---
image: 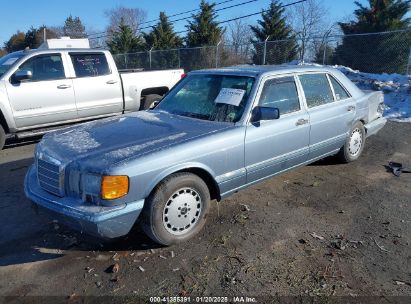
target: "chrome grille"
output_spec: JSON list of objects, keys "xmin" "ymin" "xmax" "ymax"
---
[{"xmin": 37, "ymin": 157, "xmax": 64, "ymax": 197}]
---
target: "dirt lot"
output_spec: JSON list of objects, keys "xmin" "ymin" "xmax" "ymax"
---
[{"xmin": 0, "ymin": 121, "xmax": 410, "ymax": 301}]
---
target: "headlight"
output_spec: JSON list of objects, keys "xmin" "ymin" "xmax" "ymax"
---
[
  {"xmin": 82, "ymin": 173, "xmax": 102, "ymax": 197},
  {"xmin": 101, "ymin": 175, "xmax": 129, "ymax": 200}
]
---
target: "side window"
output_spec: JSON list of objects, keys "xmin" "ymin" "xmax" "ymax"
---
[
  {"xmin": 18, "ymin": 54, "xmax": 65, "ymax": 81},
  {"xmin": 259, "ymin": 76, "xmax": 300, "ymax": 115},
  {"xmin": 329, "ymin": 75, "xmax": 350, "ymax": 101},
  {"xmin": 299, "ymin": 74, "xmax": 334, "ymax": 108},
  {"xmin": 70, "ymin": 53, "xmax": 110, "ymax": 78}
]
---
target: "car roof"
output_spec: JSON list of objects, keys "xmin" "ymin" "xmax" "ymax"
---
[
  {"xmin": 12, "ymin": 48, "xmax": 109, "ymax": 56},
  {"xmin": 191, "ymin": 64, "xmax": 340, "ymax": 78}
]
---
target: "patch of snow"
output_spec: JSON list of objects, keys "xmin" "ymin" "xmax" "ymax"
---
[
  {"xmin": 334, "ymin": 65, "xmax": 411, "ymax": 122},
  {"xmin": 127, "ymin": 111, "xmax": 162, "ymax": 122},
  {"xmin": 52, "ymin": 129, "xmax": 100, "ymax": 153},
  {"xmin": 106, "ymin": 133, "xmax": 187, "ymax": 159}
]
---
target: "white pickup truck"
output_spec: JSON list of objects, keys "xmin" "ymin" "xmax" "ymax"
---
[{"xmin": 0, "ymin": 39, "xmax": 184, "ymax": 149}]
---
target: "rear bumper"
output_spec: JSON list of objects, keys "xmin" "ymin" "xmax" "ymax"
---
[
  {"xmin": 365, "ymin": 117, "xmax": 387, "ymax": 137},
  {"xmin": 24, "ymin": 165, "xmax": 144, "ymax": 239}
]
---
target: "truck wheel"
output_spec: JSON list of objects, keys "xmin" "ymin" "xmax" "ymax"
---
[
  {"xmin": 0, "ymin": 125, "xmax": 5, "ymax": 150},
  {"xmin": 141, "ymin": 172, "xmax": 211, "ymax": 246},
  {"xmin": 338, "ymin": 121, "xmax": 366, "ymax": 163},
  {"xmin": 142, "ymin": 94, "xmax": 162, "ymax": 110}
]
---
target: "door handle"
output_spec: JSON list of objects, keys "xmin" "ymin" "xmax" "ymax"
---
[
  {"xmin": 106, "ymin": 80, "xmax": 118, "ymax": 84},
  {"xmin": 296, "ymin": 118, "xmax": 309, "ymax": 126},
  {"xmin": 57, "ymin": 84, "xmax": 71, "ymax": 89},
  {"xmin": 347, "ymin": 105, "xmax": 356, "ymax": 112}
]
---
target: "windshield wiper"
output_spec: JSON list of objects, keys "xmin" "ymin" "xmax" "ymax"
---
[{"xmin": 173, "ymin": 111, "xmax": 211, "ymax": 121}]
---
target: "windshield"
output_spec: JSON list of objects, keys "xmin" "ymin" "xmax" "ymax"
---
[
  {"xmin": 0, "ymin": 52, "xmax": 25, "ymax": 78},
  {"xmin": 156, "ymin": 74, "xmax": 255, "ymax": 123}
]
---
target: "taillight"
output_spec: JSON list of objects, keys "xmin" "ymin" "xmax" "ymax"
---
[{"xmin": 181, "ymin": 73, "xmax": 187, "ymax": 79}]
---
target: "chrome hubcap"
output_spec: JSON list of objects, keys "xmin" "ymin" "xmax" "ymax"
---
[
  {"xmin": 349, "ymin": 128, "xmax": 362, "ymax": 156},
  {"xmin": 162, "ymin": 188, "xmax": 202, "ymax": 235}
]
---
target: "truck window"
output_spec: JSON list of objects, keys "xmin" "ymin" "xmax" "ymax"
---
[
  {"xmin": 17, "ymin": 54, "xmax": 65, "ymax": 81},
  {"xmin": 298, "ymin": 74, "xmax": 334, "ymax": 108},
  {"xmin": 259, "ymin": 76, "xmax": 300, "ymax": 115},
  {"xmin": 329, "ymin": 75, "xmax": 351, "ymax": 101},
  {"xmin": 70, "ymin": 53, "xmax": 110, "ymax": 78}
]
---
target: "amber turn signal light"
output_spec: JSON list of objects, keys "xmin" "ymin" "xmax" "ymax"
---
[{"xmin": 101, "ymin": 175, "xmax": 129, "ymax": 200}]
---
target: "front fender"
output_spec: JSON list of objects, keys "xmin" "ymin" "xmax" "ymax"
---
[
  {"xmin": 144, "ymin": 162, "xmax": 218, "ymax": 198},
  {"xmin": 0, "ymin": 81, "xmax": 17, "ymax": 132}
]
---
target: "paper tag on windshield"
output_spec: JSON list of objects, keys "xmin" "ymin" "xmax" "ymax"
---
[{"xmin": 214, "ymin": 88, "xmax": 245, "ymax": 107}]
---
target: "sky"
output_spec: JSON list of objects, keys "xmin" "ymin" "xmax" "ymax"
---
[{"xmin": 0, "ymin": 0, "xmax": 367, "ymax": 44}]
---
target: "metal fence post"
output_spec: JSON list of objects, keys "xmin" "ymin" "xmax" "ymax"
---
[
  {"xmin": 124, "ymin": 54, "xmax": 127, "ymax": 69},
  {"xmin": 149, "ymin": 47, "xmax": 153, "ymax": 70},
  {"xmin": 407, "ymin": 45, "xmax": 411, "ymax": 75},
  {"xmin": 322, "ymin": 36, "xmax": 328, "ymax": 65},
  {"xmin": 263, "ymin": 36, "xmax": 269, "ymax": 65},
  {"xmin": 216, "ymin": 40, "xmax": 222, "ymax": 68},
  {"xmin": 178, "ymin": 48, "xmax": 181, "ymax": 69}
]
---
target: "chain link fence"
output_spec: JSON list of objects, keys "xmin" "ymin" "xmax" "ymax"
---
[{"xmin": 112, "ymin": 29, "xmax": 411, "ymax": 75}]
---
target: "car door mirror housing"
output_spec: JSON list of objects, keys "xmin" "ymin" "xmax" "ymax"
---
[
  {"xmin": 14, "ymin": 70, "xmax": 32, "ymax": 82},
  {"xmin": 251, "ymin": 106, "xmax": 280, "ymax": 122}
]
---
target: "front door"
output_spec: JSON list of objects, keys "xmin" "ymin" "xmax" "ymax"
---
[
  {"xmin": 245, "ymin": 75, "xmax": 310, "ymax": 184},
  {"xmin": 6, "ymin": 53, "xmax": 77, "ymax": 129}
]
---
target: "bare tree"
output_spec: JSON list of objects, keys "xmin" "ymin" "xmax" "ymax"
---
[
  {"xmin": 105, "ymin": 6, "xmax": 147, "ymax": 36},
  {"xmin": 225, "ymin": 18, "xmax": 253, "ymax": 64},
  {"xmin": 227, "ymin": 18, "xmax": 252, "ymax": 53},
  {"xmin": 287, "ymin": 0, "xmax": 334, "ymax": 61}
]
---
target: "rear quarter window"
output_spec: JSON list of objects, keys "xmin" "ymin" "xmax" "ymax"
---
[
  {"xmin": 329, "ymin": 75, "xmax": 351, "ymax": 101},
  {"xmin": 70, "ymin": 53, "xmax": 110, "ymax": 78}
]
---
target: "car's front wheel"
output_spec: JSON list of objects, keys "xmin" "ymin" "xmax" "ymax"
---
[
  {"xmin": 0, "ymin": 125, "xmax": 6, "ymax": 150},
  {"xmin": 142, "ymin": 94, "xmax": 162, "ymax": 110},
  {"xmin": 141, "ymin": 172, "xmax": 211, "ymax": 245},
  {"xmin": 338, "ymin": 121, "xmax": 366, "ymax": 163}
]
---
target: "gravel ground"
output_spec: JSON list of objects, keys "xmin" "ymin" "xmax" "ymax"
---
[{"xmin": 0, "ymin": 122, "xmax": 410, "ymax": 301}]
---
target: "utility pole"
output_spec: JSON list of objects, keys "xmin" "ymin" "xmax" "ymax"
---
[{"xmin": 43, "ymin": 27, "xmax": 47, "ymax": 43}]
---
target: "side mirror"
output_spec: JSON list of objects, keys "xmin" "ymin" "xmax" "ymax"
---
[
  {"xmin": 14, "ymin": 70, "xmax": 32, "ymax": 82},
  {"xmin": 250, "ymin": 106, "xmax": 280, "ymax": 122}
]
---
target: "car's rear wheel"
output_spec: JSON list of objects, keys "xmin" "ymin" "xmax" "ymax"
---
[
  {"xmin": 0, "ymin": 125, "xmax": 6, "ymax": 150},
  {"xmin": 338, "ymin": 121, "xmax": 366, "ymax": 163},
  {"xmin": 142, "ymin": 94, "xmax": 162, "ymax": 110},
  {"xmin": 141, "ymin": 172, "xmax": 211, "ymax": 245}
]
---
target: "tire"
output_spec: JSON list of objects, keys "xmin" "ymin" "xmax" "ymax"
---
[
  {"xmin": 141, "ymin": 94, "xmax": 162, "ymax": 110},
  {"xmin": 338, "ymin": 121, "xmax": 366, "ymax": 163},
  {"xmin": 141, "ymin": 172, "xmax": 211, "ymax": 246},
  {"xmin": 0, "ymin": 125, "xmax": 5, "ymax": 150}
]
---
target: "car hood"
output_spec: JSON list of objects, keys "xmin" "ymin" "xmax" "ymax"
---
[{"xmin": 37, "ymin": 110, "xmax": 232, "ymax": 171}]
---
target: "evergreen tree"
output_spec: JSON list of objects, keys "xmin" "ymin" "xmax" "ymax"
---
[
  {"xmin": 63, "ymin": 15, "xmax": 87, "ymax": 38},
  {"xmin": 186, "ymin": 0, "xmax": 223, "ymax": 47},
  {"xmin": 107, "ymin": 18, "xmax": 145, "ymax": 69},
  {"xmin": 144, "ymin": 12, "xmax": 183, "ymax": 69},
  {"xmin": 145, "ymin": 12, "xmax": 183, "ymax": 49},
  {"xmin": 4, "ymin": 31, "xmax": 26, "ymax": 52},
  {"xmin": 107, "ymin": 18, "xmax": 144, "ymax": 54},
  {"xmin": 250, "ymin": 0, "xmax": 298, "ymax": 64},
  {"xmin": 334, "ymin": 0, "xmax": 411, "ymax": 73},
  {"xmin": 24, "ymin": 26, "xmax": 58, "ymax": 49}
]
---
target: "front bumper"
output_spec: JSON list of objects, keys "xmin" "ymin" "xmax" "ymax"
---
[
  {"xmin": 365, "ymin": 117, "xmax": 387, "ymax": 138},
  {"xmin": 24, "ymin": 165, "xmax": 144, "ymax": 239}
]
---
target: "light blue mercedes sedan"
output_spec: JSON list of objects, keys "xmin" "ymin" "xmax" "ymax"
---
[{"xmin": 25, "ymin": 65, "xmax": 386, "ymax": 245}]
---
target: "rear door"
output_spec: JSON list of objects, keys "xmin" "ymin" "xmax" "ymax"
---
[
  {"xmin": 245, "ymin": 75, "xmax": 310, "ymax": 184},
  {"xmin": 297, "ymin": 73, "xmax": 355, "ymax": 160},
  {"xmin": 6, "ymin": 53, "xmax": 77, "ymax": 128},
  {"xmin": 69, "ymin": 52, "xmax": 123, "ymax": 118}
]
